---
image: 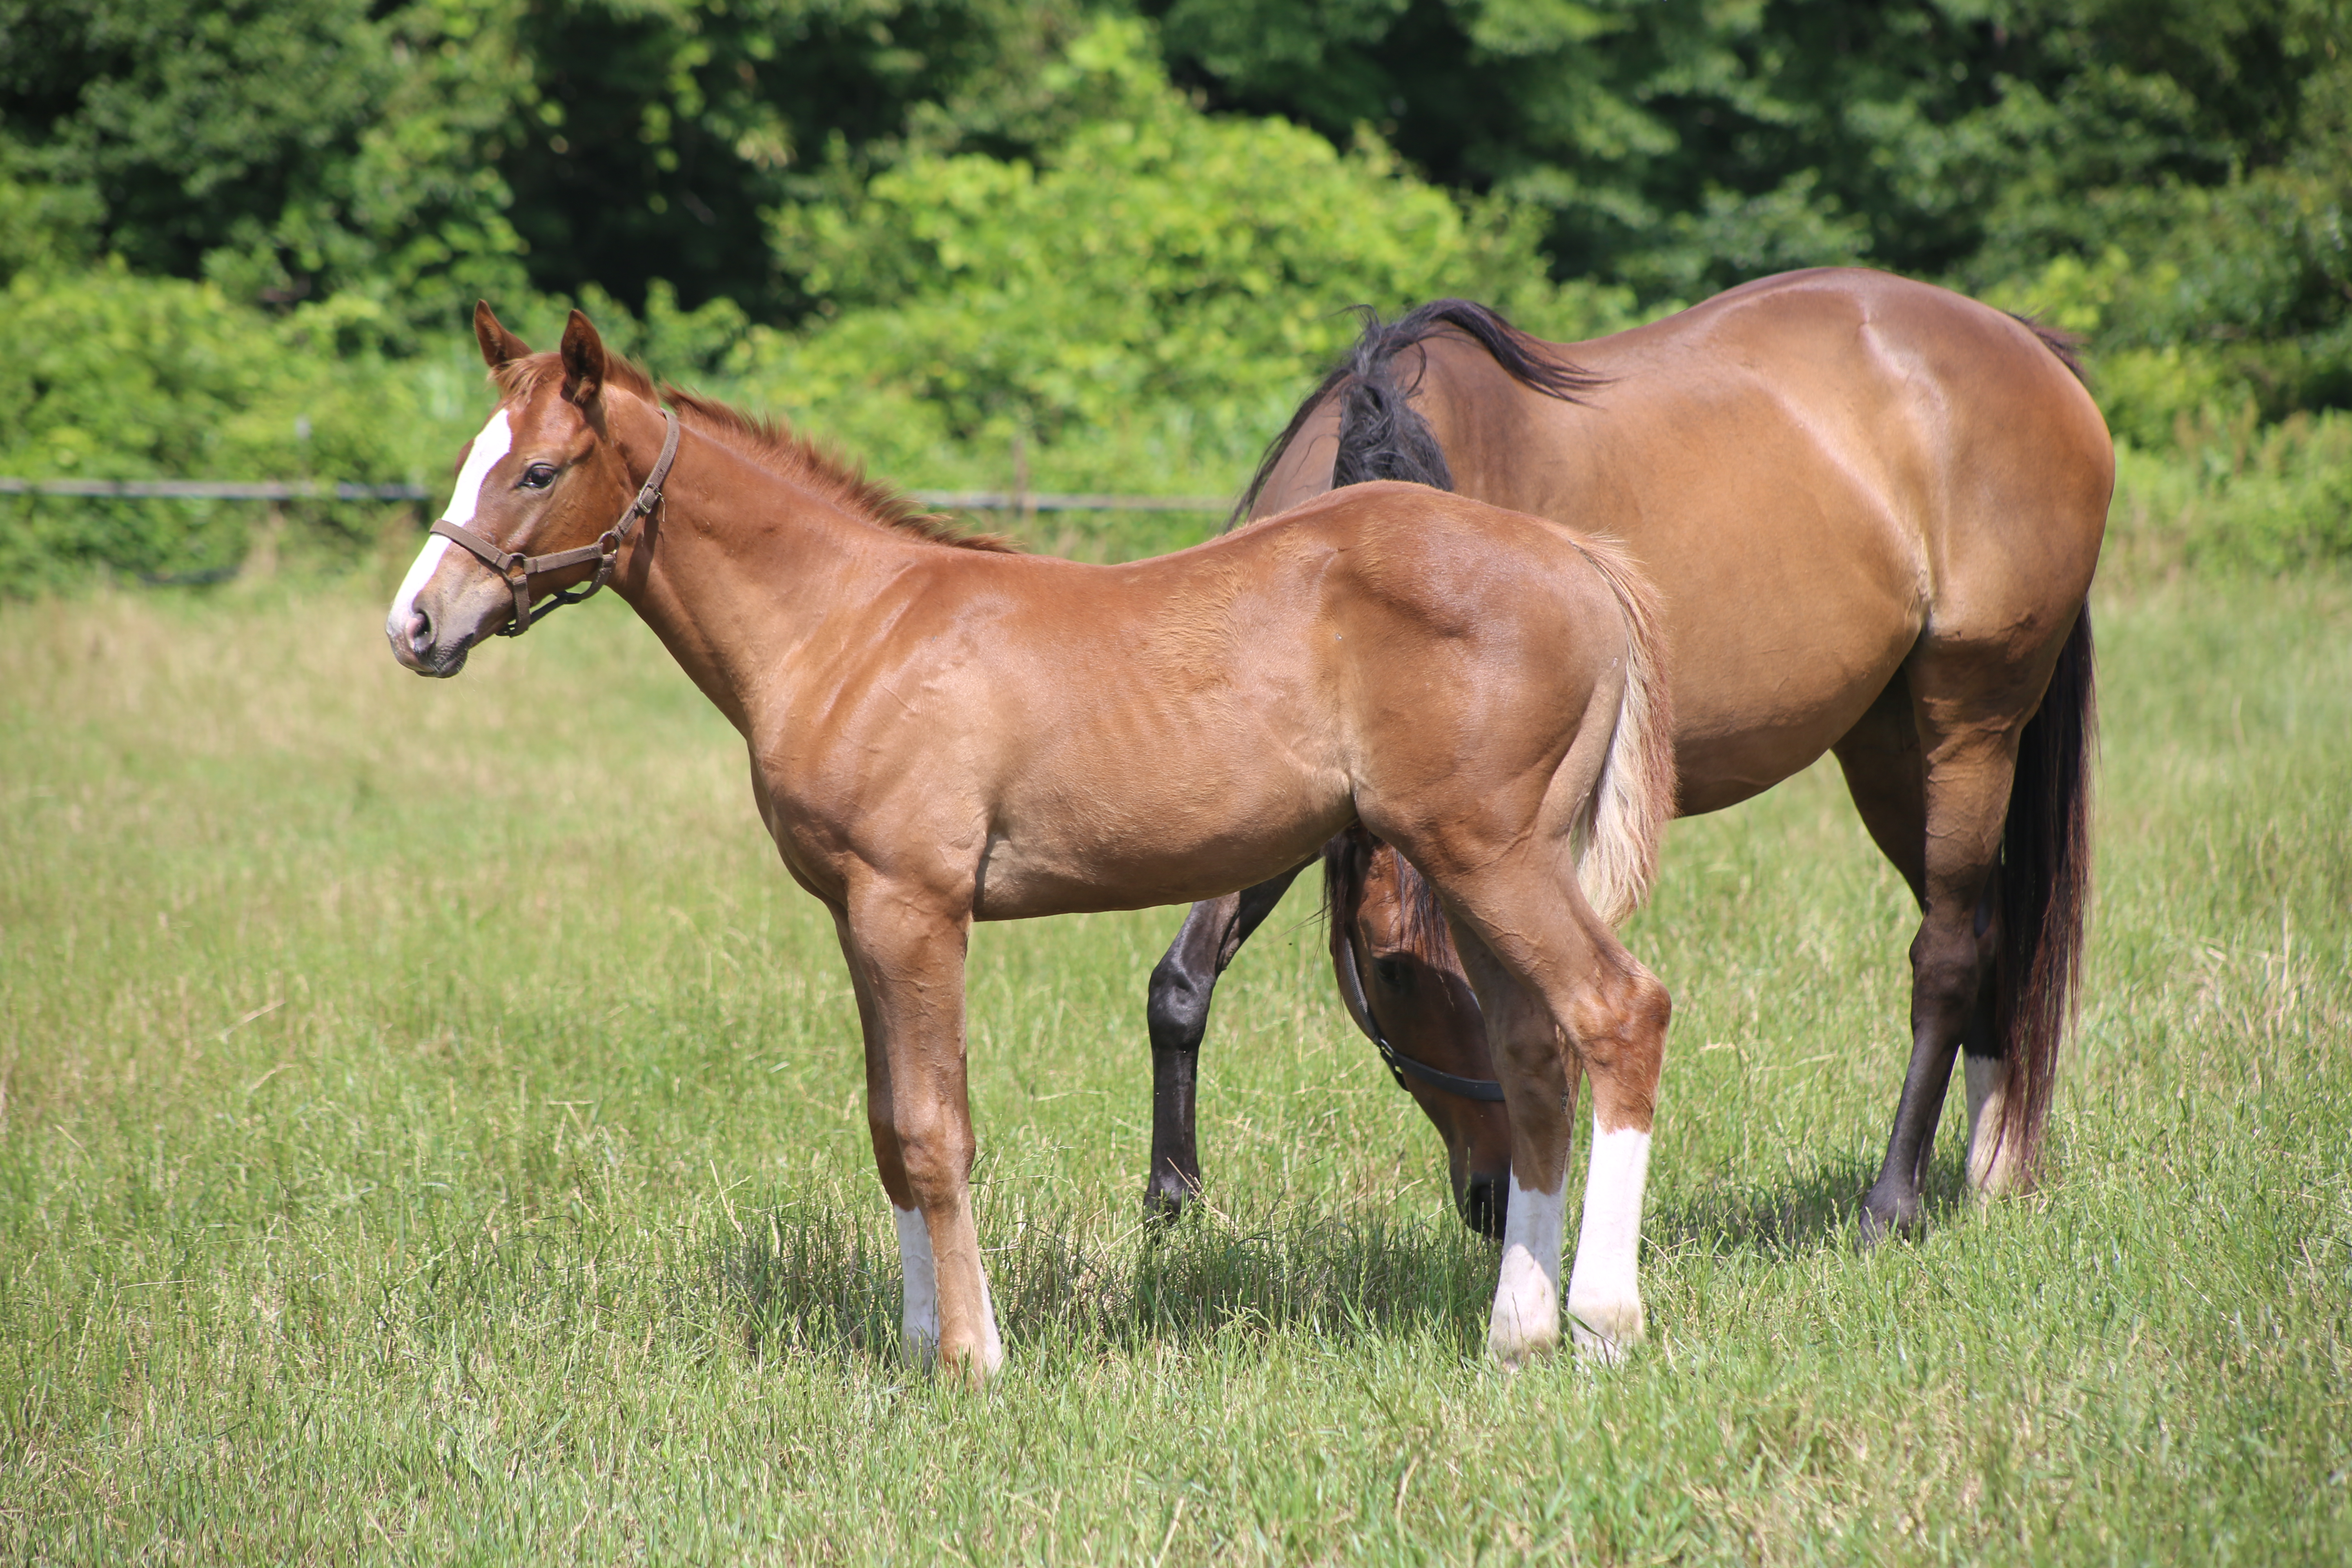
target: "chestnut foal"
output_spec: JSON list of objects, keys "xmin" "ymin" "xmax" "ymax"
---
[{"xmin": 388, "ymin": 306, "xmax": 1677, "ymax": 1377}]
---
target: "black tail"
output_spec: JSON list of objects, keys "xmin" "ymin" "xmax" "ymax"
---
[
  {"xmin": 1994, "ymin": 605, "xmax": 2098, "ymax": 1183},
  {"xmin": 1229, "ymin": 300, "xmax": 1604, "ymax": 528},
  {"xmin": 2011, "ymin": 314, "xmax": 2090, "ymax": 385}
]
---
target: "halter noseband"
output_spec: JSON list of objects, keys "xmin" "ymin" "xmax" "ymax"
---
[
  {"xmin": 1332, "ymin": 926, "xmax": 1507, "ymax": 1102},
  {"xmin": 430, "ymin": 407, "xmax": 682, "ymax": 637}
]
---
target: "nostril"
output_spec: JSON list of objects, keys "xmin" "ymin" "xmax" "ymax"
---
[
  {"xmin": 406, "ymin": 608, "xmax": 433, "ymax": 654},
  {"xmin": 1462, "ymin": 1174, "xmax": 1506, "ymax": 1240}
]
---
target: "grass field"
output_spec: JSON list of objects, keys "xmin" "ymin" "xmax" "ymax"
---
[{"xmin": 2, "ymin": 555, "xmax": 2347, "ymax": 1564}]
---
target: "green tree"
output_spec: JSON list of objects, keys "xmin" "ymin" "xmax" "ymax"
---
[
  {"xmin": 0, "ymin": 0, "xmax": 534, "ymax": 332},
  {"xmin": 0, "ymin": 0, "xmax": 1109, "ymax": 327},
  {"xmin": 1147, "ymin": 0, "xmax": 2352, "ymax": 309},
  {"xmin": 739, "ymin": 20, "xmax": 1629, "ymax": 488}
]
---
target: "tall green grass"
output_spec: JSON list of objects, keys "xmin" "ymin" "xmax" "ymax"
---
[{"xmin": 1, "ymin": 563, "xmax": 2345, "ymax": 1563}]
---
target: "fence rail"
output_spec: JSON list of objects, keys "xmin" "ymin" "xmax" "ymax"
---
[
  {"xmin": 0, "ymin": 476, "xmax": 1231, "ymax": 512},
  {"xmin": 0, "ymin": 477, "xmax": 431, "ymax": 501}
]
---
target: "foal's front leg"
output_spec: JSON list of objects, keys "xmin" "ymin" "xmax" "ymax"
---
[
  {"xmin": 1448, "ymin": 894, "xmax": 1670, "ymax": 1368},
  {"xmin": 834, "ymin": 891, "xmax": 1003, "ymax": 1381}
]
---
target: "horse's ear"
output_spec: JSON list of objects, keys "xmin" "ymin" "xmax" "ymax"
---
[
  {"xmin": 474, "ymin": 301, "xmax": 530, "ymax": 369},
  {"xmin": 559, "ymin": 309, "xmax": 607, "ymax": 410}
]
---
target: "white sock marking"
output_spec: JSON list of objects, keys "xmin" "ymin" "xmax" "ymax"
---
[
  {"xmin": 1964, "ymin": 1056, "xmax": 2020, "ymax": 1197},
  {"xmin": 385, "ymin": 409, "xmax": 512, "ymax": 642},
  {"xmin": 893, "ymin": 1203, "xmax": 1004, "ymax": 1373},
  {"xmin": 1488, "ymin": 1172, "xmax": 1565, "ymax": 1365},
  {"xmin": 1565, "ymin": 1122, "xmax": 1650, "ymax": 1360},
  {"xmin": 976, "ymin": 1258, "xmax": 1005, "ymax": 1375},
  {"xmin": 893, "ymin": 1204, "xmax": 939, "ymax": 1357}
]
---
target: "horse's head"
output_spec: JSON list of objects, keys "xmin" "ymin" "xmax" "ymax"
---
[
  {"xmin": 1325, "ymin": 830, "xmax": 1512, "ymax": 1238},
  {"xmin": 388, "ymin": 304, "xmax": 654, "ymax": 676}
]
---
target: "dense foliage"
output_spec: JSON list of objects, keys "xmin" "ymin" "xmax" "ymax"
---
[{"xmin": 1, "ymin": 0, "xmax": 2345, "ymax": 579}]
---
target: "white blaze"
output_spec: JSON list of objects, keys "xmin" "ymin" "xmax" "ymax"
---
[
  {"xmin": 385, "ymin": 409, "xmax": 513, "ymax": 642},
  {"xmin": 1488, "ymin": 1172, "xmax": 1565, "ymax": 1366},
  {"xmin": 1564, "ymin": 1122, "xmax": 1650, "ymax": 1360}
]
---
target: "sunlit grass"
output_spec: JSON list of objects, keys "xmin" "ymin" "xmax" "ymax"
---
[{"xmin": 1, "ymin": 564, "xmax": 2345, "ymax": 1563}]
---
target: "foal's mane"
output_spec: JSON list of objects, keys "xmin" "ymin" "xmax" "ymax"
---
[{"xmin": 492, "ymin": 351, "xmax": 1017, "ymax": 552}]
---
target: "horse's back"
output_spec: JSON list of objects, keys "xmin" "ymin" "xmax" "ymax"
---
[
  {"xmin": 1200, "ymin": 483, "xmax": 1649, "ymax": 789},
  {"xmin": 1555, "ymin": 270, "xmax": 2108, "ymax": 599},
  {"xmin": 1398, "ymin": 270, "xmax": 2109, "ymax": 810}
]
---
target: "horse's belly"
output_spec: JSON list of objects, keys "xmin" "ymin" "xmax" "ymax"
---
[
  {"xmin": 1659, "ymin": 560, "xmax": 1922, "ymax": 817},
  {"xmin": 969, "ymin": 800, "xmax": 1345, "ymax": 921}
]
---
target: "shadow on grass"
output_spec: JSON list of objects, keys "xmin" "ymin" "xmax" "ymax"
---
[
  {"xmin": 717, "ymin": 1197, "xmax": 1496, "ymax": 1367},
  {"xmin": 717, "ymin": 1157, "xmax": 1988, "ymax": 1367},
  {"xmin": 1643, "ymin": 1151, "xmax": 1977, "ymax": 1258}
]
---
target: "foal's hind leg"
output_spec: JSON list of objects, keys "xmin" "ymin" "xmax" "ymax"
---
[
  {"xmin": 1843, "ymin": 671, "xmax": 2018, "ymax": 1244},
  {"xmin": 1438, "ymin": 875, "xmax": 1668, "ymax": 1365},
  {"xmin": 1446, "ymin": 927, "xmax": 1575, "ymax": 1362}
]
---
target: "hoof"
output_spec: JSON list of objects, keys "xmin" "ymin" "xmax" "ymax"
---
[
  {"xmin": 1487, "ymin": 1326, "xmax": 1558, "ymax": 1373},
  {"xmin": 1142, "ymin": 1175, "xmax": 1196, "ymax": 1224},
  {"xmin": 1856, "ymin": 1189, "xmax": 1921, "ymax": 1250},
  {"xmin": 936, "ymin": 1342, "xmax": 1002, "ymax": 1389},
  {"xmin": 1964, "ymin": 1131, "xmax": 2025, "ymax": 1201},
  {"xmin": 1565, "ymin": 1296, "xmax": 1643, "ymax": 1365}
]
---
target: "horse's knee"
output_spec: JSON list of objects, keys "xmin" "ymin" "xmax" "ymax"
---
[{"xmin": 1146, "ymin": 949, "xmax": 1212, "ymax": 1052}]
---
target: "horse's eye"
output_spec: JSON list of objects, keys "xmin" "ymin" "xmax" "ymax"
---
[
  {"xmin": 1373, "ymin": 957, "xmax": 1410, "ymax": 991},
  {"xmin": 519, "ymin": 463, "xmax": 558, "ymax": 490}
]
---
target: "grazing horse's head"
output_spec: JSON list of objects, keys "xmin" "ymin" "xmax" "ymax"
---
[
  {"xmin": 1324, "ymin": 829, "xmax": 1513, "ymax": 1238},
  {"xmin": 388, "ymin": 304, "xmax": 646, "ymax": 677}
]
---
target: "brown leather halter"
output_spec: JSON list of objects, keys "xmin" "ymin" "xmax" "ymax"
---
[
  {"xmin": 430, "ymin": 408, "xmax": 681, "ymax": 637},
  {"xmin": 1332, "ymin": 924, "xmax": 1506, "ymax": 1102}
]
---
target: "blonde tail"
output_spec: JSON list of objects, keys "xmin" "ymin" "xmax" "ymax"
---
[{"xmin": 1566, "ymin": 535, "xmax": 1676, "ymax": 927}]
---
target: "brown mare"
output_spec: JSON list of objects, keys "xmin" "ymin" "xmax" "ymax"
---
[
  {"xmin": 387, "ymin": 304, "xmax": 1679, "ymax": 1377},
  {"xmin": 1145, "ymin": 269, "xmax": 2108, "ymax": 1245}
]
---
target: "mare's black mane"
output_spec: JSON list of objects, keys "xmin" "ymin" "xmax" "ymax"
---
[
  {"xmin": 1276, "ymin": 299, "xmax": 1607, "ymax": 967},
  {"xmin": 1227, "ymin": 299, "xmax": 1606, "ymax": 529}
]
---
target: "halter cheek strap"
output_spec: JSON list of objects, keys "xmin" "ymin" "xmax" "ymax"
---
[
  {"xmin": 430, "ymin": 407, "xmax": 682, "ymax": 638},
  {"xmin": 1332, "ymin": 925, "xmax": 1507, "ymax": 1102}
]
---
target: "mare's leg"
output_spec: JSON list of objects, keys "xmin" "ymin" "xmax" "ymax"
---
[
  {"xmin": 833, "ymin": 893, "xmax": 1002, "ymax": 1380},
  {"xmin": 1143, "ymin": 869, "xmax": 1303, "ymax": 1216},
  {"xmin": 1833, "ymin": 681, "xmax": 1994, "ymax": 1198},
  {"xmin": 1440, "ymin": 876, "xmax": 1668, "ymax": 1366},
  {"xmin": 1836, "ymin": 679, "xmax": 2015, "ymax": 1214},
  {"xmin": 1961, "ymin": 1041, "xmax": 2022, "ymax": 1196},
  {"xmin": 1851, "ymin": 664, "xmax": 2019, "ymax": 1243}
]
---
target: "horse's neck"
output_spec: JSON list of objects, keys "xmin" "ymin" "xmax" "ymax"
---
[{"xmin": 612, "ymin": 411, "xmax": 895, "ymax": 738}]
